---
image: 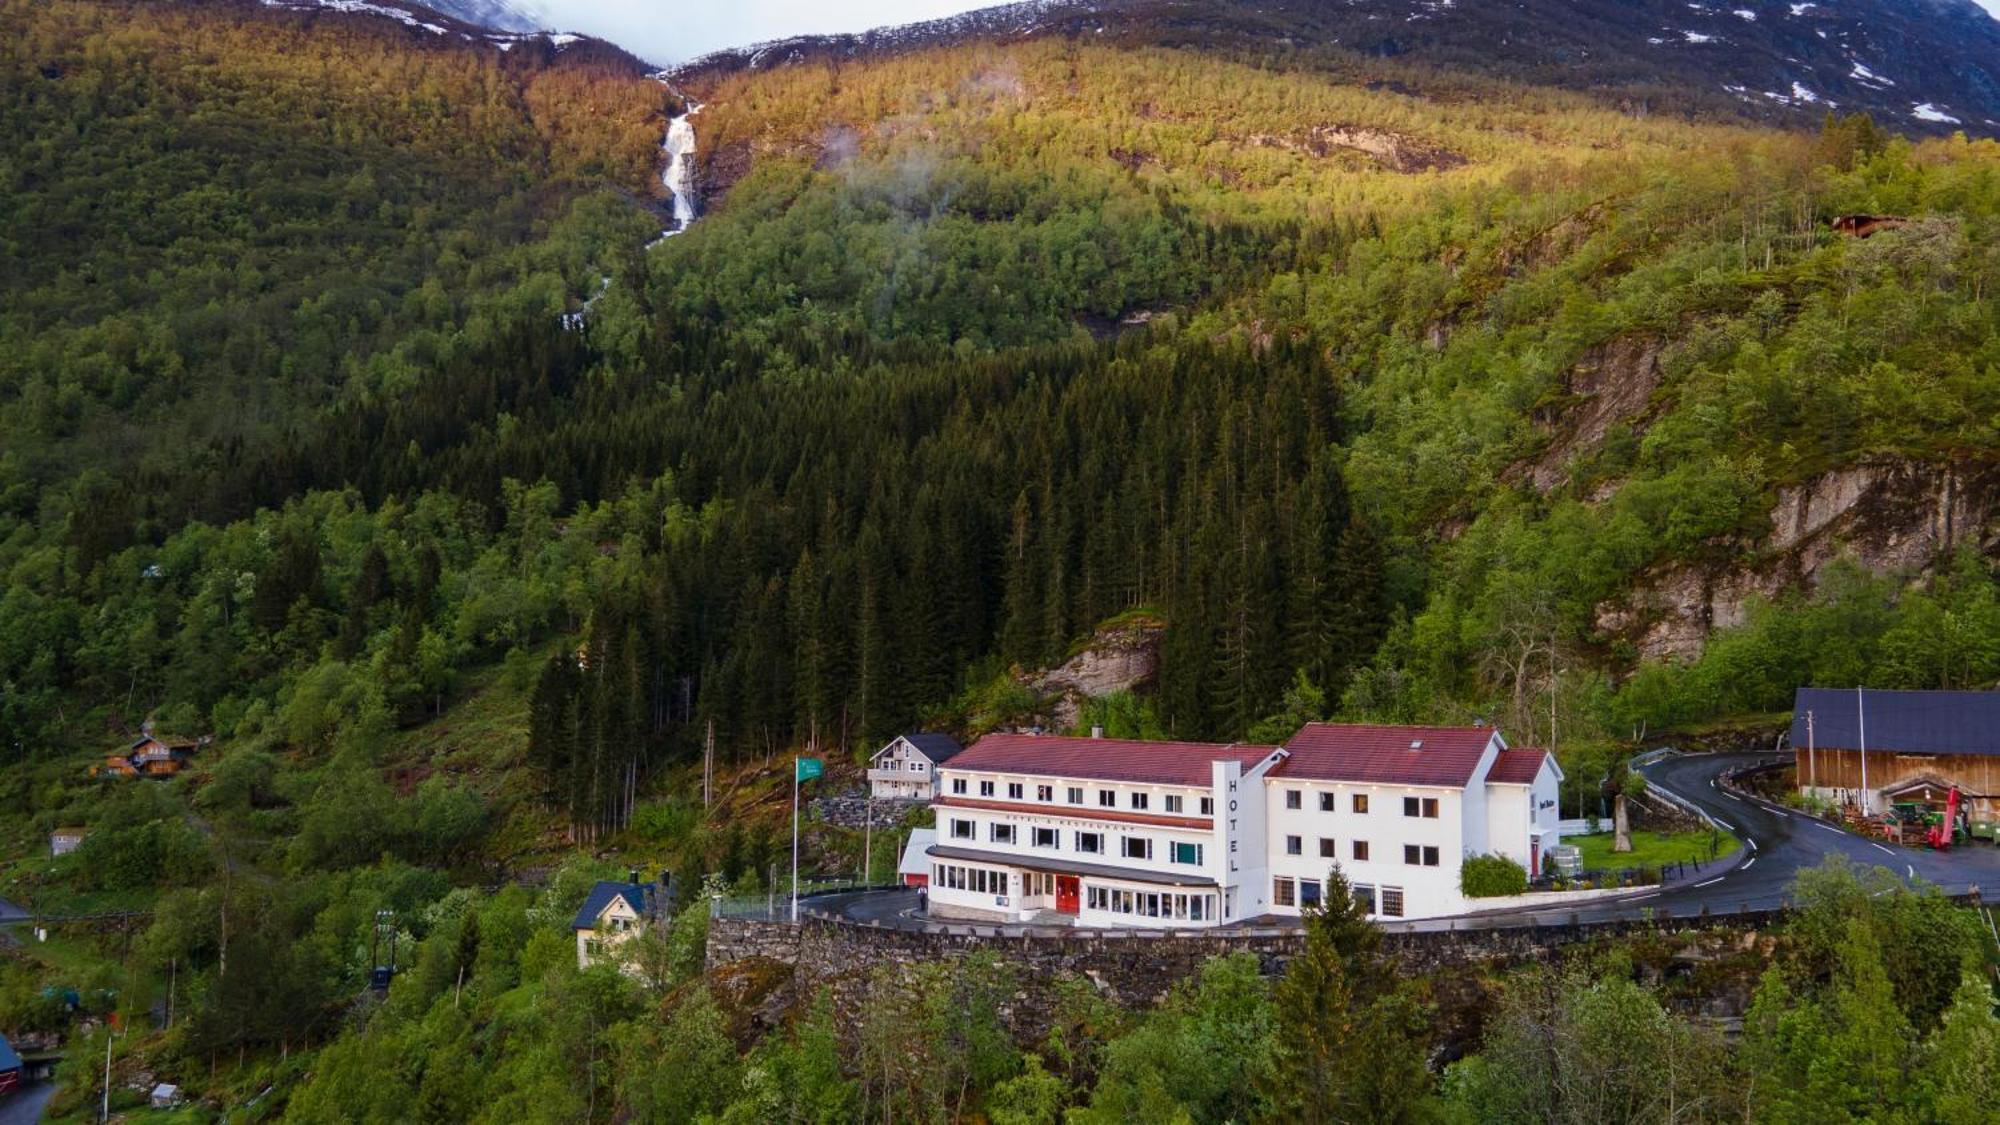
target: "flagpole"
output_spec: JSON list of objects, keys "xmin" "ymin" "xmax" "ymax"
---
[
  {"xmin": 1857, "ymin": 687, "xmax": 1869, "ymax": 814},
  {"xmin": 791, "ymin": 755, "xmax": 800, "ymax": 923}
]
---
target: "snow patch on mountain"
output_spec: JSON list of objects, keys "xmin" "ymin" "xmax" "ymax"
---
[{"xmin": 1912, "ymin": 102, "xmax": 1962, "ymax": 124}]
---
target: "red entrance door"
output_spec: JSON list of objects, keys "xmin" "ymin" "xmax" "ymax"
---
[{"xmin": 1055, "ymin": 876, "xmax": 1080, "ymax": 914}]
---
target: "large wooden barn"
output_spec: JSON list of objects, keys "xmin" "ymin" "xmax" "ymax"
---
[{"xmin": 1791, "ymin": 688, "xmax": 2000, "ymax": 821}]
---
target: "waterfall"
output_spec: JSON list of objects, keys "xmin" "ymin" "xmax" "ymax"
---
[{"xmin": 655, "ymin": 100, "xmax": 703, "ymax": 242}]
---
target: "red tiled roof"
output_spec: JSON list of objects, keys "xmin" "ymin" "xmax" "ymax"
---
[
  {"xmin": 1274, "ymin": 723, "xmax": 1500, "ymax": 788},
  {"xmin": 1485, "ymin": 748, "xmax": 1550, "ymax": 785},
  {"xmin": 944, "ymin": 734, "xmax": 1277, "ymax": 787}
]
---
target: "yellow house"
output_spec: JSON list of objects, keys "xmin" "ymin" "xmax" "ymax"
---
[{"xmin": 571, "ymin": 880, "xmax": 652, "ymax": 970}]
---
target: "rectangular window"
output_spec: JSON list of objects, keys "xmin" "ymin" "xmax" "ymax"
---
[
  {"xmin": 1076, "ymin": 831, "xmax": 1103, "ymax": 855},
  {"xmin": 1199, "ymin": 797, "xmax": 1215, "ymax": 815},
  {"xmin": 1283, "ymin": 834, "xmax": 1301, "ymax": 855},
  {"xmin": 1032, "ymin": 827, "xmax": 1058, "ymax": 849},
  {"xmin": 1352, "ymin": 794, "xmax": 1369, "ymax": 814},
  {"xmin": 1165, "ymin": 794, "xmax": 1183, "ymax": 813},
  {"xmin": 1274, "ymin": 876, "xmax": 1296, "ymax": 907},
  {"xmin": 912, "ymin": 762, "xmax": 924, "ymax": 772},
  {"xmin": 1423, "ymin": 846, "xmax": 1440, "ymax": 867},
  {"xmin": 1007, "ymin": 783, "xmax": 1024, "ymax": 800},
  {"xmin": 1404, "ymin": 844, "xmax": 1421, "ymax": 865},
  {"xmin": 1352, "ymin": 840, "xmax": 1370, "ymax": 862},
  {"xmin": 1381, "ymin": 887, "xmax": 1405, "ymax": 917},
  {"xmin": 1353, "ymin": 883, "xmax": 1376, "ymax": 914},
  {"xmin": 1424, "ymin": 797, "xmax": 1439, "ymax": 818},
  {"xmin": 950, "ymin": 818, "xmax": 975, "ymax": 840},
  {"xmin": 991, "ymin": 823, "xmax": 1016, "ymax": 845},
  {"xmin": 1121, "ymin": 836, "xmax": 1153, "ymax": 860},
  {"xmin": 1131, "ymin": 793, "xmax": 1149, "ymax": 811},
  {"xmin": 1171, "ymin": 841, "xmax": 1203, "ymax": 865},
  {"xmin": 1087, "ymin": 886, "xmax": 1108, "ymax": 910},
  {"xmin": 952, "ymin": 778, "xmax": 967, "ymax": 795},
  {"xmin": 1319, "ymin": 792, "xmax": 1336, "ymax": 812},
  {"xmin": 1285, "ymin": 789, "xmax": 1302, "ymax": 810},
  {"xmin": 980, "ymin": 780, "xmax": 995, "ymax": 797},
  {"xmin": 1404, "ymin": 796, "xmax": 1420, "ymax": 817},
  {"xmin": 1067, "ymin": 786, "xmax": 1084, "ymax": 804},
  {"xmin": 1036, "ymin": 785, "xmax": 1053, "ymax": 802},
  {"xmin": 1405, "ymin": 796, "xmax": 1439, "ymax": 818},
  {"xmin": 1300, "ymin": 879, "xmax": 1323, "ymax": 908},
  {"xmin": 1099, "ymin": 789, "xmax": 1117, "ymax": 808},
  {"xmin": 1319, "ymin": 838, "xmax": 1336, "ymax": 858}
]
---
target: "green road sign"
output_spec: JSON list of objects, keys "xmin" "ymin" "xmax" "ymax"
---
[{"xmin": 796, "ymin": 757, "xmax": 823, "ymax": 782}]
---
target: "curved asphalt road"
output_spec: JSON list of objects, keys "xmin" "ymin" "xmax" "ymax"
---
[{"xmin": 808, "ymin": 752, "xmax": 2000, "ymax": 934}]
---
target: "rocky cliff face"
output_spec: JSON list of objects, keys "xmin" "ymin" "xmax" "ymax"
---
[
  {"xmin": 1598, "ymin": 461, "xmax": 2000, "ymax": 661},
  {"xmin": 1018, "ymin": 615, "xmax": 1165, "ymax": 728}
]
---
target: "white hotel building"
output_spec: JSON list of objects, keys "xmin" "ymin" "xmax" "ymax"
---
[{"xmin": 926, "ymin": 724, "xmax": 1562, "ymax": 926}]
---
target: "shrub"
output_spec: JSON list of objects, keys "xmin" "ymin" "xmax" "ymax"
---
[{"xmin": 1460, "ymin": 854, "xmax": 1529, "ymax": 898}]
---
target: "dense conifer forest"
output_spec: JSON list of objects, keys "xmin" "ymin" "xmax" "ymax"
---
[{"xmin": 2, "ymin": 0, "xmax": 2000, "ymax": 1119}]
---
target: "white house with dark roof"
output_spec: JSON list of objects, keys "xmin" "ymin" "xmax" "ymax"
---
[
  {"xmin": 571, "ymin": 878, "xmax": 654, "ymax": 970},
  {"xmin": 869, "ymin": 733, "xmax": 965, "ymax": 800},
  {"xmin": 926, "ymin": 724, "xmax": 1562, "ymax": 927}
]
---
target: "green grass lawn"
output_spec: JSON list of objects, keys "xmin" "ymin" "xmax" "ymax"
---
[{"xmin": 1569, "ymin": 828, "xmax": 1739, "ymax": 872}]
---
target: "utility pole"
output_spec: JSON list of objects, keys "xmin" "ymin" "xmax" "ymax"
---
[
  {"xmin": 101, "ymin": 1026, "xmax": 113, "ymax": 1122},
  {"xmin": 863, "ymin": 793, "xmax": 873, "ymax": 886},
  {"xmin": 1805, "ymin": 709, "xmax": 1816, "ymax": 792},
  {"xmin": 703, "ymin": 718, "xmax": 714, "ymax": 810},
  {"xmin": 1857, "ymin": 687, "xmax": 1870, "ymax": 814}
]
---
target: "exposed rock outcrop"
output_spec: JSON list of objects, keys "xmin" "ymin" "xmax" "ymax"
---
[
  {"xmin": 1514, "ymin": 333, "xmax": 1666, "ymax": 492},
  {"xmin": 1597, "ymin": 460, "xmax": 2000, "ymax": 662},
  {"xmin": 1018, "ymin": 615, "xmax": 1164, "ymax": 729}
]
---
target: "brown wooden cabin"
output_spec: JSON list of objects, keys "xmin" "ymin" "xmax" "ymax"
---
[{"xmin": 1791, "ymin": 688, "xmax": 2000, "ymax": 822}]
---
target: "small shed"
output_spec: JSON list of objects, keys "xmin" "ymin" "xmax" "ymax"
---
[
  {"xmin": 49, "ymin": 827, "xmax": 86, "ymax": 857},
  {"xmin": 898, "ymin": 828, "xmax": 937, "ymax": 888},
  {"xmin": 150, "ymin": 1082, "xmax": 183, "ymax": 1108}
]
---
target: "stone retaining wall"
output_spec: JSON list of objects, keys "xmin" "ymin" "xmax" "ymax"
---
[
  {"xmin": 706, "ymin": 908, "xmax": 1786, "ymax": 1033},
  {"xmin": 810, "ymin": 794, "xmax": 928, "ymax": 830}
]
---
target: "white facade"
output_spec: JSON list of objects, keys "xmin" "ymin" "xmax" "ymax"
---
[
  {"xmin": 574, "ymin": 892, "xmax": 643, "ymax": 970},
  {"xmin": 927, "ymin": 747, "xmax": 1286, "ymax": 927},
  {"xmin": 927, "ymin": 728, "xmax": 1564, "ymax": 928},
  {"xmin": 1265, "ymin": 778, "xmax": 1472, "ymax": 921},
  {"xmin": 869, "ymin": 735, "xmax": 949, "ymax": 799}
]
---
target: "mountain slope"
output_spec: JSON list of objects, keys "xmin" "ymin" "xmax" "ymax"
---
[{"xmin": 678, "ymin": 0, "xmax": 2000, "ymax": 134}]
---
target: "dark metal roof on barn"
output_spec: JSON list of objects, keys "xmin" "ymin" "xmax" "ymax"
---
[
  {"xmin": 1791, "ymin": 688, "xmax": 2000, "ymax": 756},
  {"xmin": 900, "ymin": 732, "xmax": 964, "ymax": 764},
  {"xmin": 1274, "ymin": 724, "xmax": 1502, "ymax": 788},
  {"xmin": 570, "ymin": 881, "xmax": 645, "ymax": 930}
]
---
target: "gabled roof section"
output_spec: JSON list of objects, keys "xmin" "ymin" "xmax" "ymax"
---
[
  {"xmin": 1276, "ymin": 723, "xmax": 1500, "ymax": 788},
  {"xmin": 944, "ymin": 733, "xmax": 1277, "ymax": 787},
  {"xmin": 0, "ymin": 1032, "xmax": 19, "ymax": 1071},
  {"xmin": 901, "ymin": 732, "xmax": 964, "ymax": 764},
  {"xmin": 1486, "ymin": 747, "xmax": 1553, "ymax": 785},
  {"xmin": 570, "ymin": 881, "xmax": 644, "ymax": 930},
  {"xmin": 1792, "ymin": 688, "xmax": 2000, "ymax": 757},
  {"xmin": 899, "ymin": 828, "xmax": 937, "ymax": 877}
]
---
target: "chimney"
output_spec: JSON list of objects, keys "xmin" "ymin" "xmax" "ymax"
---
[
  {"xmin": 628, "ymin": 868, "xmax": 640, "ymax": 887},
  {"xmin": 1091, "ymin": 725, "xmax": 1105, "ymax": 739}
]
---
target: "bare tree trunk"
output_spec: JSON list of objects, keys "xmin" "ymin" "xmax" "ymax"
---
[{"xmin": 1612, "ymin": 793, "xmax": 1633, "ymax": 853}]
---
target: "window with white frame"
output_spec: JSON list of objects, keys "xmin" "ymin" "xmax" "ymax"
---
[
  {"xmin": 1036, "ymin": 784, "xmax": 1053, "ymax": 802},
  {"xmin": 1403, "ymin": 844, "xmax": 1439, "ymax": 867},
  {"xmin": 1164, "ymin": 794, "xmax": 1183, "ymax": 813},
  {"xmin": 1319, "ymin": 838, "xmax": 1336, "ymax": 858},
  {"xmin": 1121, "ymin": 836, "xmax": 1153, "ymax": 860},
  {"xmin": 1380, "ymin": 887, "xmax": 1405, "ymax": 917},
  {"xmin": 1285, "ymin": 835, "xmax": 1302, "ymax": 856},
  {"xmin": 1285, "ymin": 789, "xmax": 1302, "ymax": 810},
  {"xmin": 1352, "ymin": 883, "xmax": 1376, "ymax": 914},
  {"xmin": 1008, "ymin": 782, "xmax": 1024, "ymax": 800},
  {"xmin": 1131, "ymin": 792, "xmax": 1149, "ymax": 811},
  {"xmin": 1352, "ymin": 840, "xmax": 1370, "ymax": 861},
  {"xmin": 1076, "ymin": 831, "xmax": 1104, "ymax": 854},
  {"xmin": 1300, "ymin": 879, "xmax": 1323, "ymax": 908},
  {"xmin": 1273, "ymin": 876, "xmax": 1296, "ymax": 907},
  {"xmin": 1032, "ymin": 827, "xmax": 1058, "ymax": 849},
  {"xmin": 1171, "ymin": 841, "xmax": 1203, "ymax": 865},
  {"xmin": 1200, "ymin": 797, "xmax": 1215, "ymax": 815},
  {"xmin": 980, "ymin": 780, "xmax": 995, "ymax": 797},
  {"xmin": 1352, "ymin": 794, "xmax": 1369, "ymax": 814},
  {"xmin": 1067, "ymin": 786, "xmax": 1084, "ymax": 804},
  {"xmin": 1098, "ymin": 789, "xmax": 1117, "ymax": 808},
  {"xmin": 991, "ymin": 823, "xmax": 1016, "ymax": 845},
  {"xmin": 1319, "ymin": 791, "xmax": 1336, "ymax": 812},
  {"xmin": 950, "ymin": 818, "xmax": 975, "ymax": 840},
  {"xmin": 952, "ymin": 778, "xmax": 967, "ymax": 795},
  {"xmin": 1404, "ymin": 796, "xmax": 1439, "ymax": 818}
]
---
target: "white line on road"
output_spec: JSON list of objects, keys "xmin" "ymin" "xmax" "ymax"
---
[
  {"xmin": 1693, "ymin": 877, "xmax": 1725, "ymax": 888},
  {"xmin": 1631, "ymin": 892, "xmax": 1660, "ymax": 901},
  {"xmin": 1907, "ymin": 865, "xmax": 1915, "ymax": 880},
  {"xmin": 1713, "ymin": 818, "xmax": 1736, "ymax": 831},
  {"xmin": 1813, "ymin": 821, "xmax": 1844, "ymax": 835},
  {"xmin": 1709, "ymin": 779, "xmax": 1717, "ymax": 789},
  {"xmin": 1747, "ymin": 838, "xmax": 1758, "ymax": 851},
  {"xmin": 1872, "ymin": 843, "xmax": 1894, "ymax": 855},
  {"xmin": 1742, "ymin": 857, "xmax": 1756, "ymax": 870}
]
